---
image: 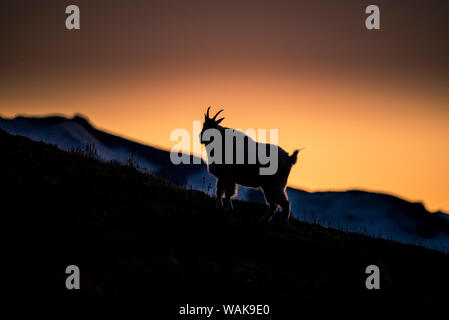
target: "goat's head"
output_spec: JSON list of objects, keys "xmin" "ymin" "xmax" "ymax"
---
[{"xmin": 200, "ymin": 106, "xmax": 224, "ymax": 144}]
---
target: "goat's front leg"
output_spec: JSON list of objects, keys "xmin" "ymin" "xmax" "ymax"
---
[{"xmin": 225, "ymin": 197, "xmax": 234, "ymax": 211}]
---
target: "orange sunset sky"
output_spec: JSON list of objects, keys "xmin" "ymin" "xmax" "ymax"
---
[{"xmin": 1, "ymin": 1, "xmax": 448, "ymax": 212}]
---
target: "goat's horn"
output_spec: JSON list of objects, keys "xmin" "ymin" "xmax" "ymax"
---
[
  {"xmin": 212, "ymin": 109, "xmax": 224, "ymax": 120},
  {"xmin": 206, "ymin": 106, "xmax": 211, "ymax": 118},
  {"xmin": 216, "ymin": 117, "xmax": 225, "ymax": 125}
]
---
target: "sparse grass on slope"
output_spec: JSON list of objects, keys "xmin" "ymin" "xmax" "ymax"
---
[{"xmin": 1, "ymin": 128, "xmax": 448, "ymax": 305}]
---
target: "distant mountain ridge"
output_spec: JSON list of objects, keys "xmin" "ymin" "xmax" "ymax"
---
[
  {"xmin": 0, "ymin": 114, "xmax": 210, "ymax": 187},
  {"xmin": 1, "ymin": 113, "xmax": 448, "ymax": 252},
  {"xmin": 4, "ymin": 126, "xmax": 449, "ymax": 300}
]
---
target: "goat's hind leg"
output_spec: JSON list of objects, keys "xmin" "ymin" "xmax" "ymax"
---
[
  {"xmin": 268, "ymin": 189, "xmax": 291, "ymax": 224},
  {"xmin": 259, "ymin": 203, "xmax": 278, "ymax": 223},
  {"xmin": 279, "ymin": 193, "xmax": 292, "ymax": 223},
  {"xmin": 260, "ymin": 187, "xmax": 278, "ymax": 222}
]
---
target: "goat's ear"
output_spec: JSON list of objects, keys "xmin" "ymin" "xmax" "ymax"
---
[{"xmin": 216, "ymin": 117, "xmax": 225, "ymax": 125}]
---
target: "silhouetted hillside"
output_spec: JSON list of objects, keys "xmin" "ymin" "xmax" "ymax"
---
[
  {"xmin": 2, "ymin": 128, "xmax": 449, "ymax": 308},
  {"xmin": 2, "ymin": 114, "xmax": 448, "ymax": 253}
]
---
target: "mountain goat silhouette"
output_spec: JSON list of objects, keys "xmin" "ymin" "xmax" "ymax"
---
[{"xmin": 200, "ymin": 107, "xmax": 299, "ymax": 222}]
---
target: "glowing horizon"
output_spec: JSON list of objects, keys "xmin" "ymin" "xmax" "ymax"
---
[
  {"xmin": 2, "ymin": 68, "xmax": 448, "ymax": 213},
  {"xmin": 1, "ymin": 0, "xmax": 448, "ymax": 212}
]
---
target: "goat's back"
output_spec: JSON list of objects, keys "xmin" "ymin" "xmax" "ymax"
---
[{"xmin": 206, "ymin": 127, "xmax": 294, "ymax": 188}]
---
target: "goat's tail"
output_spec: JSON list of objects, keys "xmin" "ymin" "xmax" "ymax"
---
[{"xmin": 289, "ymin": 148, "xmax": 303, "ymax": 165}]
